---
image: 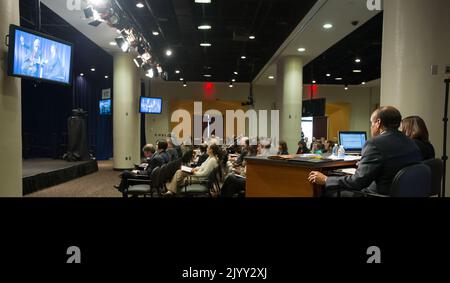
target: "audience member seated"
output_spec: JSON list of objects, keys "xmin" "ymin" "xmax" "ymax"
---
[
  {"xmin": 166, "ymin": 138, "xmax": 179, "ymax": 161},
  {"xmin": 296, "ymin": 140, "xmax": 310, "ymax": 154},
  {"xmin": 164, "ymin": 144, "xmax": 221, "ymax": 195},
  {"xmin": 220, "ymin": 145, "xmax": 258, "ymax": 197},
  {"xmin": 400, "ymin": 116, "xmax": 435, "ymax": 160},
  {"xmin": 181, "ymin": 149, "xmax": 194, "ymax": 166},
  {"xmin": 156, "ymin": 141, "xmax": 170, "ymax": 164},
  {"xmin": 193, "ymin": 144, "xmax": 209, "ymax": 167},
  {"xmin": 277, "ymin": 140, "xmax": 289, "ymax": 155},
  {"xmin": 235, "ymin": 138, "xmax": 250, "ymax": 166},
  {"xmin": 323, "ymin": 140, "xmax": 335, "ymax": 154},
  {"xmin": 114, "ymin": 144, "xmax": 164, "ymax": 193},
  {"xmin": 308, "ymin": 106, "xmax": 422, "ymax": 197}
]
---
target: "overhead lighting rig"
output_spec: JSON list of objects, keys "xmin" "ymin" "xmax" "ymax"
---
[{"xmin": 83, "ymin": 0, "xmax": 165, "ymax": 80}]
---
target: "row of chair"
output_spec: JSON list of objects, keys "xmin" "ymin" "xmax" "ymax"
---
[
  {"xmin": 337, "ymin": 158, "xmax": 443, "ymax": 198},
  {"xmin": 122, "ymin": 159, "xmax": 222, "ymax": 198}
]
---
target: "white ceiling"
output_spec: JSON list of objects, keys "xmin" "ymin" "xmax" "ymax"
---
[{"xmin": 253, "ymin": 0, "xmax": 381, "ymax": 86}]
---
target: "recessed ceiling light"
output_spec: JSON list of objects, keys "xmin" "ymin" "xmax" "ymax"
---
[
  {"xmin": 355, "ymin": 58, "xmax": 361, "ymax": 63},
  {"xmin": 198, "ymin": 25, "xmax": 212, "ymax": 30},
  {"xmin": 166, "ymin": 49, "xmax": 173, "ymax": 56},
  {"xmin": 323, "ymin": 23, "xmax": 333, "ymax": 29},
  {"xmin": 200, "ymin": 43, "xmax": 212, "ymax": 47},
  {"xmin": 195, "ymin": 0, "xmax": 211, "ymax": 3},
  {"xmin": 91, "ymin": 68, "xmax": 96, "ymax": 72},
  {"xmin": 326, "ymin": 73, "xmax": 331, "ymax": 77},
  {"xmin": 335, "ymin": 78, "xmax": 342, "ymax": 81},
  {"xmin": 249, "ymin": 35, "xmax": 255, "ymax": 40},
  {"xmin": 234, "ymin": 71, "xmax": 238, "ymax": 75},
  {"xmin": 241, "ymin": 56, "xmax": 247, "ymax": 60},
  {"xmin": 109, "ymin": 41, "xmax": 117, "ymax": 46},
  {"xmin": 353, "ymin": 70, "xmax": 362, "ymax": 73},
  {"xmin": 204, "ymin": 74, "xmax": 212, "ymax": 78},
  {"xmin": 345, "ymin": 86, "xmax": 349, "ymax": 90},
  {"xmin": 312, "ymin": 80, "xmax": 316, "ymax": 84},
  {"xmin": 232, "ymin": 79, "xmax": 236, "ymax": 82},
  {"xmin": 105, "ymin": 75, "xmax": 109, "ymax": 79},
  {"xmin": 175, "ymin": 70, "xmax": 180, "ymax": 74},
  {"xmin": 362, "ymin": 82, "xmax": 366, "ymax": 85},
  {"xmin": 229, "ymin": 83, "xmax": 234, "ymax": 88},
  {"xmin": 297, "ymin": 47, "xmax": 306, "ymax": 52},
  {"xmin": 268, "ymin": 76, "xmax": 274, "ymax": 80},
  {"xmin": 180, "ymin": 78, "xmax": 184, "ymax": 81},
  {"xmin": 80, "ymin": 73, "xmax": 84, "ymax": 77},
  {"xmin": 136, "ymin": 2, "xmax": 144, "ymax": 8},
  {"xmin": 152, "ymin": 31, "xmax": 159, "ymax": 36}
]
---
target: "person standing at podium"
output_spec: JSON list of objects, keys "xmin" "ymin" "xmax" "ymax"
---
[{"xmin": 308, "ymin": 106, "xmax": 422, "ymax": 196}]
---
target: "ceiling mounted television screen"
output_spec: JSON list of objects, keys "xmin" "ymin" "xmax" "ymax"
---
[
  {"xmin": 140, "ymin": 97, "xmax": 162, "ymax": 114},
  {"xmin": 7, "ymin": 25, "xmax": 74, "ymax": 85},
  {"xmin": 99, "ymin": 99, "xmax": 112, "ymax": 116}
]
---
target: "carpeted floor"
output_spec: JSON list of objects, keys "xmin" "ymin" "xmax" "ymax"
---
[{"xmin": 26, "ymin": 160, "xmax": 123, "ymax": 198}]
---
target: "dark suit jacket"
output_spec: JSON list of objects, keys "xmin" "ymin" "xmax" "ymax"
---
[
  {"xmin": 326, "ymin": 130, "xmax": 422, "ymax": 195},
  {"xmin": 195, "ymin": 153, "xmax": 209, "ymax": 167},
  {"xmin": 144, "ymin": 154, "xmax": 164, "ymax": 176},
  {"xmin": 414, "ymin": 139, "xmax": 435, "ymax": 161}
]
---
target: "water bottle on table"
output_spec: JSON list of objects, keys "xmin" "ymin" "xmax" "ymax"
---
[{"xmin": 338, "ymin": 145, "xmax": 346, "ymax": 159}]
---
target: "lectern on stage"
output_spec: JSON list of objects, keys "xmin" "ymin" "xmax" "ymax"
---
[{"xmin": 64, "ymin": 109, "xmax": 90, "ymax": 162}]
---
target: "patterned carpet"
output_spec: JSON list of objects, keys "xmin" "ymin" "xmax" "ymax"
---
[{"xmin": 26, "ymin": 160, "xmax": 122, "ymax": 198}]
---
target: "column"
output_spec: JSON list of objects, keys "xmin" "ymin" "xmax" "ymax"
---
[
  {"xmin": 276, "ymin": 56, "xmax": 303, "ymax": 154},
  {"xmin": 0, "ymin": 0, "xmax": 22, "ymax": 197},
  {"xmin": 380, "ymin": 0, "xmax": 450, "ymax": 196},
  {"xmin": 113, "ymin": 53, "xmax": 141, "ymax": 169}
]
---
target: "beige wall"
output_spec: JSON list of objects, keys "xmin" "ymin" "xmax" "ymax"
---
[
  {"xmin": 144, "ymin": 80, "xmax": 380, "ymax": 146},
  {"xmin": 0, "ymin": 0, "xmax": 22, "ymax": 197},
  {"xmin": 144, "ymin": 81, "xmax": 277, "ymax": 145}
]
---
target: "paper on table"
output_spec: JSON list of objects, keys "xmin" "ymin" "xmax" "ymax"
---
[{"xmin": 327, "ymin": 155, "xmax": 362, "ymax": 161}]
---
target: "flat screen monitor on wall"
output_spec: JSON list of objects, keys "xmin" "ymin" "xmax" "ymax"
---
[
  {"xmin": 99, "ymin": 99, "xmax": 112, "ymax": 116},
  {"xmin": 302, "ymin": 98, "xmax": 326, "ymax": 117},
  {"xmin": 7, "ymin": 24, "xmax": 74, "ymax": 85},
  {"xmin": 140, "ymin": 97, "xmax": 162, "ymax": 114}
]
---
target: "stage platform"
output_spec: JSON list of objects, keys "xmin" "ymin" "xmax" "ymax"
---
[{"xmin": 23, "ymin": 159, "xmax": 98, "ymax": 195}]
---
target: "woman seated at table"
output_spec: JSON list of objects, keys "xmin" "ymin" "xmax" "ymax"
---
[
  {"xmin": 400, "ymin": 116, "xmax": 435, "ymax": 160},
  {"xmin": 164, "ymin": 144, "xmax": 221, "ymax": 195}
]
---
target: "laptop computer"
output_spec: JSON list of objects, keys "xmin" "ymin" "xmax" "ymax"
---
[{"xmin": 338, "ymin": 131, "xmax": 367, "ymax": 155}]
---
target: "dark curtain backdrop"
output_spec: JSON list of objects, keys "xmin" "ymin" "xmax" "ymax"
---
[{"xmin": 20, "ymin": 1, "xmax": 113, "ymax": 160}]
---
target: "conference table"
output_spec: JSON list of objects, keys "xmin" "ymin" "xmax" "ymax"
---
[{"xmin": 245, "ymin": 156, "xmax": 359, "ymax": 197}]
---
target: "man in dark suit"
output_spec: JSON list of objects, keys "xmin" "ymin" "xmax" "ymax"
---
[
  {"xmin": 115, "ymin": 144, "xmax": 164, "ymax": 193},
  {"xmin": 156, "ymin": 141, "xmax": 170, "ymax": 164},
  {"xmin": 308, "ymin": 106, "xmax": 422, "ymax": 196}
]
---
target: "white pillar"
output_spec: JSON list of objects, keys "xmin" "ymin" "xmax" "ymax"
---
[
  {"xmin": 380, "ymin": 0, "xmax": 450, "ymax": 196},
  {"xmin": 0, "ymin": 0, "xmax": 22, "ymax": 197},
  {"xmin": 113, "ymin": 53, "xmax": 141, "ymax": 169},
  {"xmin": 276, "ymin": 56, "xmax": 303, "ymax": 154}
]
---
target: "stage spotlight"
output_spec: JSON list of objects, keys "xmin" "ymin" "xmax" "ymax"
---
[
  {"xmin": 134, "ymin": 57, "xmax": 144, "ymax": 67},
  {"xmin": 141, "ymin": 52, "xmax": 152, "ymax": 63},
  {"xmin": 115, "ymin": 37, "xmax": 129, "ymax": 52},
  {"xmin": 156, "ymin": 64, "xmax": 163, "ymax": 74},
  {"xmin": 146, "ymin": 68, "xmax": 154, "ymax": 78}
]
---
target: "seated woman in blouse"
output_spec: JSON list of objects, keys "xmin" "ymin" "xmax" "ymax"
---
[
  {"xmin": 400, "ymin": 116, "xmax": 435, "ymax": 160},
  {"xmin": 164, "ymin": 144, "xmax": 221, "ymax": 195}
]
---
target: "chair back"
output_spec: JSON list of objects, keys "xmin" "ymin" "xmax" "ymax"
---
[
  {"xmin": 390, "ymin": 164, "xmax": 431, "ymax": 197},
  {"xmin": 150, "ymin": 166, "xmax": 160, "ymax": 188},
  {"xmin": 165, "ymin": 158, "xmax": 182, "ymax": 183},
  {"xmin": 205, "ymin": 167, "xmax": 220, "ymax": 192},
  {"xmin": 423, "ymin": 158, "xmax": 443, "ymax": 196}
]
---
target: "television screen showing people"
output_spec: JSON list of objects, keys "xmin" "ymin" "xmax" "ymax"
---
[
  {"xmin": 99, "ymin": 99, "xmax": 112, "ymax": 116},
  {"xmin": 140, "ymin": 97, "xmax": 162, "ymax": 114},
  {"xmin": 10, "ymin": 26, "xmax": 72, "ymax": 84}
]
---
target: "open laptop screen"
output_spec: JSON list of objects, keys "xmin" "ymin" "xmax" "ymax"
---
[{"xmin": 339, "ymin": 131, "xmax": 367, "ymax": 153}]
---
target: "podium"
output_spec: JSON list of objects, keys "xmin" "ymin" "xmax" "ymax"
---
[{"xmin": 64, "ymin": 109, "xmax": 90, "ymax": 161}]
